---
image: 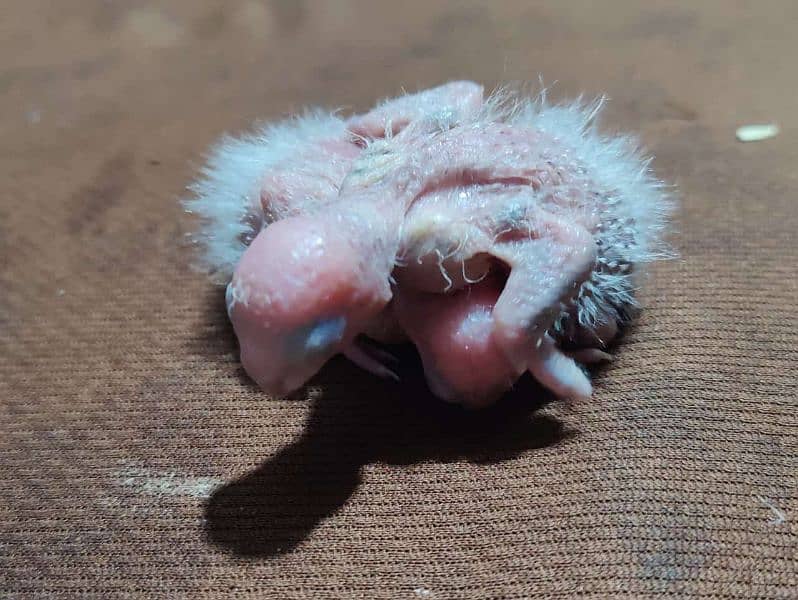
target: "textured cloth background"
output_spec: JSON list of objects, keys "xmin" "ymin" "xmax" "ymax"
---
[{"xmin": 1, "ymin": 1, "xmax": 796, "ymax": 598}]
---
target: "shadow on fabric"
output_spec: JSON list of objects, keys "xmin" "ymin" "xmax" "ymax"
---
[{"xmin": 203, "ymin": 345, "xmax": 570, "ymax": 558}]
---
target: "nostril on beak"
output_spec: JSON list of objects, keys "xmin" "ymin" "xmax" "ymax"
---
[
  {"xmin": 289, "ymin": 315, "xmax": 348, "ymax": 358},
  {"xmin": 305, "ymin": 316, "xmax": 347, "ymax": 352}
]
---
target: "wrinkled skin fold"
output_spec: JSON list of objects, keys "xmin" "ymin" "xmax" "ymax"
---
[{"xmin": 188, "ymin": 81, "xmax": 673, "ymax": 408}]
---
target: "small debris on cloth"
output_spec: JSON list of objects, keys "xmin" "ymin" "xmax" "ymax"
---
[
  {"xmin": 116, "ymin": 466, "xmax": 223, "ymax": 499},
  {"xmin": 736, "ymin": 123, "xmax": 779, "ymax": 142},
  {"xmin": 755, "ymin": 494, "xmax": 787, "ymax": 526}
]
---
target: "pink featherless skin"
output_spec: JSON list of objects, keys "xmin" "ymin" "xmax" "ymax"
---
[{"xmin": 187, "ymin": 81, "xmax": 674, "ymax": 408}]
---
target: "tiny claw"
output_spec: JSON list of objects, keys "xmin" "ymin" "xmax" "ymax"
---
[
  {"xmin": 423, "ymin": 366, "xmax": 458, "ymax": 402},
  {"xmin": 565, "ymin": 348, "xmax": 614, "ymax": 364},
  {"xmin": 356, "ymin": 337, "xmax": 400, "ymax": 364},
  {"xmin": 344, "ymin": 342, "xmax": 400, "ymax": 382},
  {"xmin": 527, "ymin": 334, "xmax": 593, "ymax": 401}
]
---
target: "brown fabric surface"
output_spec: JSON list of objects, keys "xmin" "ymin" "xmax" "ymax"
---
[{"xmin": 2, "ymin": 2, "xmax": 796, "ymax": 598}]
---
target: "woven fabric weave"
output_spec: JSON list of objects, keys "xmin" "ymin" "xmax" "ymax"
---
[{"xmin": 1, "ymin": 2, "xmax": 796, "ymax": 597}]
